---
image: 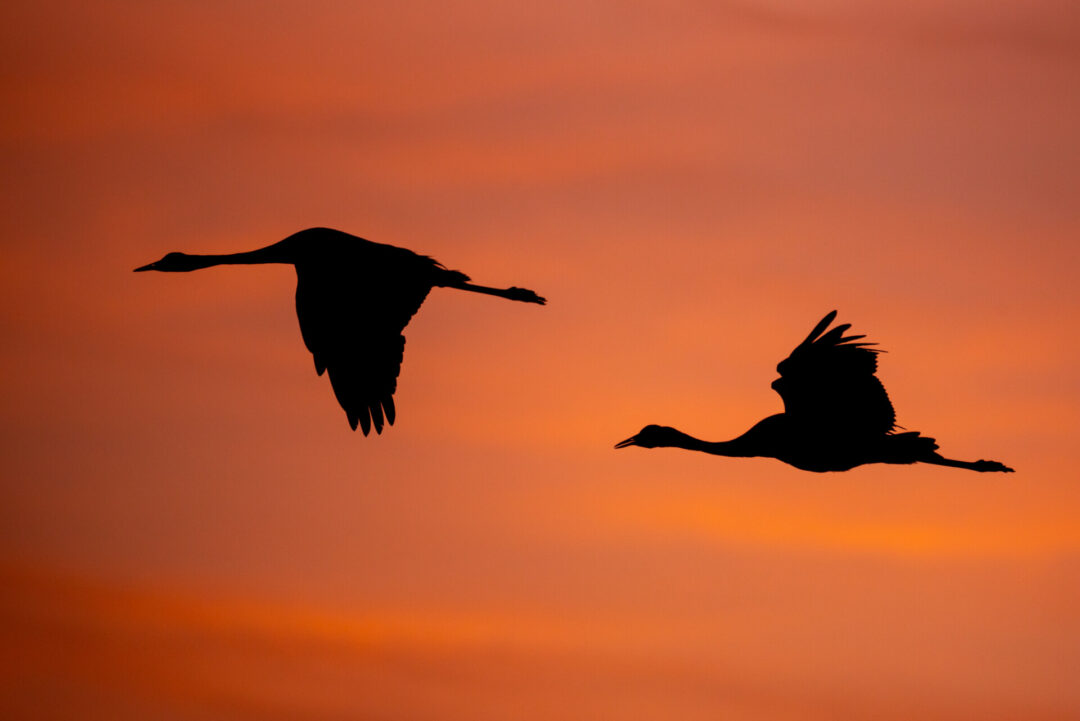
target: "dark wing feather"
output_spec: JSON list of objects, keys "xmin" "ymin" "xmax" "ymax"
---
[
  {"xmin": 294, "ymin": 241, "xmax": 451, "ymax": 434},
  {"xmin": 771, "ymin": 311, "xmax": 896, "ymax": 435}
]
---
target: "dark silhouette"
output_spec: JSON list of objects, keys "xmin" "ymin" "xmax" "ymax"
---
[
  {"xmin": 615, "ymin": 311, "xmax": 1014, "ymax": 473},
  {"xmin": 135, "ymin": 227, "xmax": 545, "ymax": 434}
]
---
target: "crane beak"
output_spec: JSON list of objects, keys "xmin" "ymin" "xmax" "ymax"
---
[
  {"xmin": 614, "ymin": 435, "xmax": 639, "ymax": 449},
  {"xmin": 133, "ymin": 261, "xmax": 157, "ymax": 272}
]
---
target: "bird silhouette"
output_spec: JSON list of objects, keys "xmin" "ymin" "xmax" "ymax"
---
[
  {"xmin": 135, "ymin": 227, "xmax": 545, "ymax": 434},
  {"xmin": 615, "ymin": 311, "xmax": 1014, "ymax": 473}
]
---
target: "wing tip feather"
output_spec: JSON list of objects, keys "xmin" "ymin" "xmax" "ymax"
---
[{"xmin": 802, "ymin": 310, "xmax": 838, "ymax": 345}]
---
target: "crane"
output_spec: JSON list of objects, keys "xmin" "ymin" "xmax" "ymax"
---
[
  {"xmin": 615, "ymin": 311, "xmax": 1013, "ymax": 473},
  {"xmin": 135, "ymin": 227, "xmax": 545, "ymax": 434}
]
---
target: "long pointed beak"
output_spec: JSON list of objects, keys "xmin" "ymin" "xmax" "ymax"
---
[
  {"xmin": 614, "ymin": 436, "xmax": 638, "ymax": 449},
  {"xmin": 133, "ymin": 262, "xmax": 156, "ymax": 272}
]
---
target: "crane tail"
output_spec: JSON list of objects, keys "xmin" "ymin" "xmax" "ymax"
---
[
  {"xmin": 438, "ymin": 269, "xmax": 471, "ymax": 286},
  {"xmin": 881, "ymin": 432, "xmax": 939, "ymax": 464}
]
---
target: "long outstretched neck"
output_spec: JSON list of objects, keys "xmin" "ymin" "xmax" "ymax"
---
[
  {"xmin": 183, "ymin": 246, "xmax": 290, "ymax": 270},
  {"xmin": 663, "ymin": 429, "xmax": 756, "ymax": 457}
]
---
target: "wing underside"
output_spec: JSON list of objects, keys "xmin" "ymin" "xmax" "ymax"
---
[{"xmin": 294, "ymin": 248, "xmax": 443, "ymax": 434}]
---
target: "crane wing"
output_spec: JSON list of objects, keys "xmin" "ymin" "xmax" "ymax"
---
[
  {"xmin": 771, "ymin": 310, "xmax": 897, "ymax": 435},
  {"xmin": 293, "ymin": 246, "xmax": 453, "ymax": 435}
]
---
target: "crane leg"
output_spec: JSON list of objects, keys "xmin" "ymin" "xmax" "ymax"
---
[
  {"xmin": 446, "ymin": 281, "xmax": 546, "ymax": 305},
  {"xmin": 922, "ymin": 452, "xmax": 1014, "ymax": 473}
]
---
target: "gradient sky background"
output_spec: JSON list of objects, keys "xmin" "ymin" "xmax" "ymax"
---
[{"xmin": 2, "ymin": 1, "xmax": 1079, "ymax": 719}]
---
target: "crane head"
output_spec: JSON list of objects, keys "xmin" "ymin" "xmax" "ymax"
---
[
  {"xmin": 614, "ymin": 424, "xmax": 678, "ymax": 449},
  {"xmin": 134, "ymin": 252, "xmax": 198, "ymax": 272}
]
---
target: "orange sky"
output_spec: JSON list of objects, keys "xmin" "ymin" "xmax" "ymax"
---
[{"xmin": 2, "ymin": 1, "xmax": 1079, "ymax": 719}]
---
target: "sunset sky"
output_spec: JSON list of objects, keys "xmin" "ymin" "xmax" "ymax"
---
[{"xmin": 2, "ymin": 1, "xmax": 1079, "ymax": 719}]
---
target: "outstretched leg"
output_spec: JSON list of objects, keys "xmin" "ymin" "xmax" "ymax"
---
[
  {"xmin": 445, "ymin": 280, "xmax": 546, "ymax": 305},
  {"xmin": 923, "ymin": 452, "xmax": 1014, "ymax": 473}
]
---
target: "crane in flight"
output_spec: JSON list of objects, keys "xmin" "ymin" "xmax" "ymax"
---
[
  {"xmin": 135, "ymin": 227, "xmax": 545, "ymax": 434},
  {"xmin": 615, "ymin": 311, "xmax": 1014, "ymax": 473}
]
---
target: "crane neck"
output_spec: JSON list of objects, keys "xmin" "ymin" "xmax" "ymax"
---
[
  {"xmin": 664, "ymin": 429, "xmax": 756, "ymax": 457},
  {"xmin": 186, "ymin": 246, "xmax": 291, "ymax": 269}
]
